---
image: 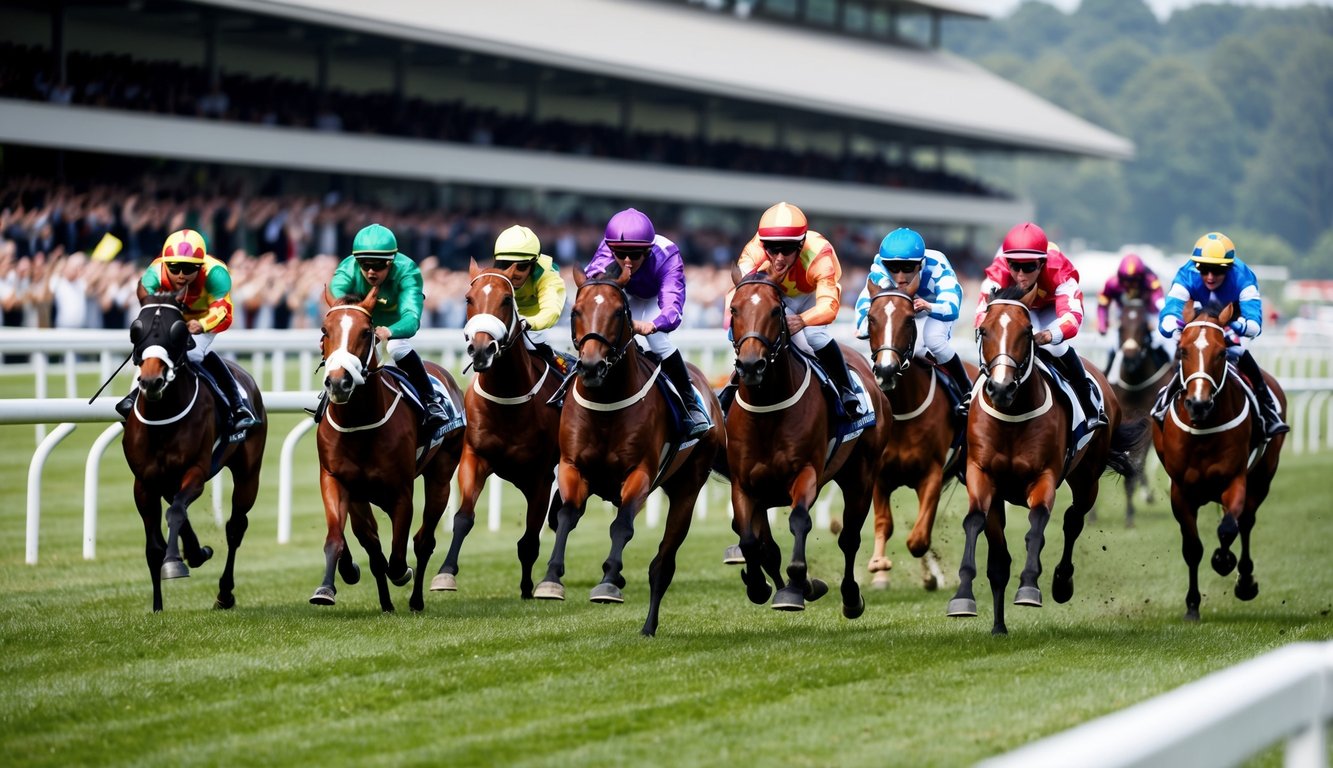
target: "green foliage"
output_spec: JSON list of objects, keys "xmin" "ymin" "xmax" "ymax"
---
[
  {"xmin": 1206, "ymin": 38, "xmax": 1275, "ymax": 155},
  {"xmin": 1084, "ymin": 39, "xmax": 1154, "ymax": 99},
  {"xmin": 1068, "ymin": 0, "xmax": 1160, "ymax": 56},
  {"xmin": 1021, "ymin": 54, "xmax": 1121, "ymax": 132},
  {"xmin": 1304, "ymin": 228, "xmax": 1333, "ymax": 279}
]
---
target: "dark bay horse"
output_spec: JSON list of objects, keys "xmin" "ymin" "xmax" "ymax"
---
[
  {"xmin": 430, "ymin": 262, "xmax": 563, "ymax": 598},
  {"xmin": 1152, "ymin": 301, "xmax": 1285, "ymax": 621},
  {"xmin": 536, "ymin": 263, "xmax": 723, "ymax": 636},
  {"xmin": 862, "ymin": 282, "xmax": 975, "ymax": 590},
  {"xmin": 121, "ymin": 292, "xmax": 267, "ymax": 611},
  {"xmin": 1109, "ymin": 298, "xmax": 1174, "ymax": 527},
  {"xmin": 950, "ymin": 285, "xmax": 1145, "ymax": 634},
  {"xmin": 726, "ymin": 271, "xmax": 889, "ymax": 617},
  {"xmin": 313, "ymin": 288, "xmax": 464, "ymax": 612}
]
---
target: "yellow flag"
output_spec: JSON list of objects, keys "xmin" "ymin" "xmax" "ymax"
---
[{"xmin": 91, "ymin": 232, "xmax": 123, "ymax": 263}]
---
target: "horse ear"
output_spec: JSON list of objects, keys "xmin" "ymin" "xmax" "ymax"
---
[
  {"xmin": 730, "ymin": 262, "xmax": 743, "ymax": 286},
  {"xmin": 1182, "ymin": 300, "xmax": 1197, "ymax": 324},
  {"xmin": 361, "ymin": 285, "xmax": 379, "ymax": 312},
  {"xmin": 866, "ymin": 278, "xmax": 884, "ymax": 297},
  {"xmin": 1218, "ymin": 302, "xmax": 1235, "ymax": 325},
  {"xmin": 323, "ymin": 283, "xmax": 335, "ymax": 307},
  {"xmin": 615, "ymin": 263, "xmax": 632, "ymax": 287},
  {"xmin": 574, "ymin": 263, "xmax": 587, "ymax": 288},
  {"xmin": 1020, "ymin": 281, "xmax": 1039, "ymax": 307},
  {"xmin": 468, "ymin": 257, "xmax": 481, "ymax": 279}
]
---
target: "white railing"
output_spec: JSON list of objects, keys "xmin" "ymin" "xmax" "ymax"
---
[{"xmin": 977, "ymin": 641, "xmax": 1333, "ymax": 768}]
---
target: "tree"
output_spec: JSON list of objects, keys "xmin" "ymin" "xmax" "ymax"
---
[
  {"xmin": 1068, "ymin": 0, "xmax": 1160, "ymax": 57},
  {"xmin": 1206, "ymin": 38, "xmax": 1275, "ymax": 156},
  {"xmin": 1119, "ymin": 59, "xmax": 1243, "ymax": 244},
  {"xmin": 1020, "ymin": 53, "xmax": 1121, "ymax": 132},
  {"xmin": 1162, "ymin": 4, "xmax": 1247, "ymax": 58},
  {"xmin": 1084, "ymin": 39, "xmax": 1154, "ymax": 99},
  {"xmin": 1003, "ymin": 1, "xmax": 1073, "ymax": 61}
]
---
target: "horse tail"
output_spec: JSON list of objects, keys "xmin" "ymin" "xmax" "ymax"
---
[{"xmin": 1103, "ymin": 416, "xmax": 1152, "ymax": 477}]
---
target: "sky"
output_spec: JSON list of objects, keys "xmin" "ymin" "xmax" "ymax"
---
[{"xmin": 966, "ymin": 0, "xmax": 1333, "ymax": 20}]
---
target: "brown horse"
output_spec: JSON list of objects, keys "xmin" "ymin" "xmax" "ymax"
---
[
  {"xmin": 949, "ymin": 284, "xmax": 1145, "ymax": 634},
  {"xmin": 535, "ymin": 263, "xmax": 723, "ymax": 636},
  {"xmin": 862, "ymin": 283, "xmax": 975, "ymax": 590},
  {"xmin": 1108, "ymin": 298, "xmax": 1174, "ymax": 527},
  {"xmin": 430, "ymin": 263, "xmax": 563, "ymax": 598},
  {"xmin": 121, "ymin": 292, "xmax": 267, "ymax": 612},
  {"xmin": 1151, "ymin": 301, "xmax": 1285, "ymax": 621},
  {"xmin": 726, "ymin": 271, "xmax": 889, "ymax": 617},
  {"xmin": 313, "ymin": 288, "xmax": 464, "ymax": 612}
]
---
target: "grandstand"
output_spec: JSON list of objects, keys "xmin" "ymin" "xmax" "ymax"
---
[{"xmin": 0, "ymin": 0, "xmax": 1132, "ymax": 257}]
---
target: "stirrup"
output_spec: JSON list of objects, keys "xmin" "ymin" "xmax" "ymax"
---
[
  {"xmin": 684, "ymin": 408, "xmax": 710, "ymax": 438},
  {"xmin": 232, "ymin": 408, "xmax": 260, "ymax": 431}
]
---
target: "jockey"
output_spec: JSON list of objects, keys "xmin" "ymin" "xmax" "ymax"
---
[
  {"xmin": 975, "ymin": 222, "xmax": 1107, "ymax": 430},
  {"xmin": 1097, "ymin": 252, "xmax": 1168, "ymax": 371},
  {"xmin": 585, "ymin": 208, "xmax": 710, "ymax": 438},
  {"xmin": 736, "ymin": 201, "xmax": 862, "ymax": 416},
  {"xmin": 854, "ymin": 227, "xmax": 971, "ymax": 414},
  {"xmin": 116, "ymin": 229, "xmax": 260, "ymax": 432},
  {"xmin": 1157, "ymin": 232, "xmax": 1288, "ymax": 438},
  {"xmin": 490, "ymin": 224, "xmax": 569, "ymax": 375},
  {"xmin": 329, "ymin": 223, "xmax": 447, "ymax": 431}
]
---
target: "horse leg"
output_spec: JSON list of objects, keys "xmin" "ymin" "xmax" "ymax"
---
[
  {"xmin": 311, "ymin": 470, "xmax": 351, "ymax": 606},
  {"xmin": 410, "ymin": 456, "xmax": 455, "ymax": 612},
  {"xmin": 984, "ymin": 503, "xmax": 1012, "ymax": 635},
  {"xmin": 867, "ymin": 484, "xmax": 893, "ymax": 589},
  {"xmin": 161, "ymin": 467, "xmax": 206, "ymax": 580},
  {"xmin": 535, "ymin": 462, "xmax": 588, "ymax": 600},
  {"xmin": 947, "ymin": 467, "xmax": 990, "ymax": 618},
  {"xmin": 1211, "ymin": 476, "xmax": 1246, "ymax": 577},
  {"xmin": 347, "ymin": 500, "xmax": 395, "ymax": 612},
  {"xmin": 1015, "ymin": 472, "xmax": 1058, "ymax": 608},
  {"xmin": 214, "ymin": 465, "xmax": 258, "ymax": 610},
  {"xmin": 1169, "ymin": 483, "xmax": 1204, "ymax": 621},
  {"xmin": 433, "ymin": 451, "xmax": 484, "ymax": 592},
  {"xmin": 732, "ymin": 487, "xmax": 773, "ymax": 605},
  {"xmin": 835, "ymin": 480, "xmax": 871, "ymax": 620},
  {"xmin": 1235, "ymin": 464, "xmax": 1275, "ymax": 602},
  {"xmin": 383, "ymin": 491, "xmax": 415, "ymax": 590},
  {"xmin": 178, "ymin": 518, "xmax": 213, "ymax": 569},
  {"xmin": 592, "ymin": 468, "xmax": 654, "ymax": 604},
  {"xmin": 773, "ymin": 467, "xmax": 820, "ymax": 611},
  {"xmin": 134, "ymin": 481, "xmax": 166, "ymax": 612},
  {"xmin": 907, "ymin": 469, "xmax": 945, "ymax": 592},
  {"xmin": 515, "ymin": 481, "xmax": 555, "ymax": 600},
  {"xmin": 641, "ymin": 480, "xmax": 701, "ymax": 636},
  {"xmin": 1052, "ymin": 468, "xmax": 1100, "ymax": 605}
]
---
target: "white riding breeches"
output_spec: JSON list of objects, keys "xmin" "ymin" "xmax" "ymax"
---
[
  {"xmin": 187, "ymin": 332, "xmax": 215, "ymax": 363},
  {"xmin": 385, "ymin": 337, "xmax": 414, "ymax": 363},
  {"xmin": 629, "ymin": 294, "xmax": 678, "ymax": 358},
  {"xmin": 914, "ymin": 315, "xmax": 956, "ymax": 363}
]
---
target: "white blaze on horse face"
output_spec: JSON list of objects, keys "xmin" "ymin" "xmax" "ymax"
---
[
  {"xmin": 749, "ymin": 294, "xmax": 761, "ymax": 306},
  {"xmin": 481, "ymin": 284, "xmax": 493, "ymax": 297},
  {"xmin": 875, "ymin": 301, "xmax": 897, "ymax": 367},
  {"xmin": 1187, "ymin": 333, "xmax": 1212, "ymax": 401},
  {"xmin": 989, "ymin": 312, "xmax": 1016, "ymax": 384},
  {"xmin": 593, "ymin": 295, "xmax": 605, "ymax": 306}
]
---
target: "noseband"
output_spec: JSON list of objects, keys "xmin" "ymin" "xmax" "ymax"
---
[
  {"xmin": 732, "ymin": 278, "xmax": 791, "ymax": 367},
  {"xmin": 572, "ymin": 278, "xmax": 636, "ymax": 369},
  {"xmin": 868, "ymin": 290, "xmax": 917, "ymax": 373},
  {"xmin": 463, "ymin": 272, "xmax": 523, "ymax": 356},
  {"xmin": 977, "ymin": 299, "xmax": 1036, "ymax": 386},
  {"xmin": 323, "ymin": 303, "xmax": 375, "ymax": 385}
]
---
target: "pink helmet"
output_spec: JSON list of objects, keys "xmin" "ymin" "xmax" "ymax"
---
[
  {"xmin": 1001, "ymin": 222, "xmax": 1048, "ymax": 261},
  {"xmin": 1118, "ymin": 253, "xmax": 1146, "ymax": 283}
]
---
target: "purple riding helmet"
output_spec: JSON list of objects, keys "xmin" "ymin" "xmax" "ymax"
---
[{"xmin": 604, "ymin": 208, "xmax": 655, "ymax": 247}]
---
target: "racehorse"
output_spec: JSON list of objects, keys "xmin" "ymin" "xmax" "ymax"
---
[
  {"xmin": 313, "ymin": 287, "xmax": 464, "ymax": 612},
  {"xmin": 861, "ymin": 282, "xmax": 975, "ymax": 590},
  {"xmin": 121, "ymin": 292, "xmax": 267, "ymax": 612},
  {"xmin": 430, "ymin": 262, "xmax": 563, "ymax": 598},
  {"xmin": 535, "ymin": 262, "xmax": 723, "ymax": 636},
  {"xmin": 726, "ymin": 271, "xmax": 889, "ymax": 617},
  {"xmin": 1109, "ymin": 298, "xmax": 1173, "ymax": 527},
  {"xmin": 1152, "ymin": 301, "xmax": 1285, "ymax": 621},
  {"xmin": 949, "ymin": 284, "xmax": 1145, "ymax": 634}
]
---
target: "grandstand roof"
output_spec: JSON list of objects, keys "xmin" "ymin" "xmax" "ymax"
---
[{"xmin": 196, "ymin": 0, "xmax": 1132, "ymax": 160}]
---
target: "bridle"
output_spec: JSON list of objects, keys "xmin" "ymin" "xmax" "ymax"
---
[
  {"xmin": 1178, "ymin": 319, "xmax": 1231, "ymax": 396},
  {"xmin": 572, "ymin": 278, "xmax": 636, "ymax": 371},
  {"xmin": 976, "ymin": 298, "xmax": 1036, "ymax": 387},
  {"xmin": 868, "ymin": 290, "xmax": 917, "ymax": 376},
  {"xmin": 322, "ymin": 303, "xmax": 376, "ymax": 386},
  {"xmin": 132, "ymin": 299, "xmax": 190, "ymax": 385},
  {"xmin": 731, "ymin": 276, "xmax": 792, "ymax": 369},
  {"xmin": 463, "ymin": 271, "xmax": 524, "ymax": 358}
]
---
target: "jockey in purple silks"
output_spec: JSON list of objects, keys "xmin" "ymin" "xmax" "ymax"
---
[{"xmin": 584, "ymin": 208, "xmax": 710, "ymax": 438}]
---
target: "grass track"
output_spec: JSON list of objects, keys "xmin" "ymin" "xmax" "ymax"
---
[{"xmin": 1, "ymin": 374, "xmax": 1330, "ymax": 767}]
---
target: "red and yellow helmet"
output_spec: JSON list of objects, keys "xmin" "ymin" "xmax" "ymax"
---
[
  {"xmin": 160, "ymin": 229, "xmax": 208, "ymax": 265},
  {"xmin": 757, "ymin": 202, "xmax": 808, "ymax": 242}
]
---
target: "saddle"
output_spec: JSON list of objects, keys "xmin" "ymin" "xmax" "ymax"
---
[
  {"xmin": 642, "ymin": 349, "xmax": 713, "ymax": 444},
  {"xmin": 380, "ymin": 366, "xmax": 466, "ymax": 450},
  {"xmin": 1031, "ymin": 351, "xmax": 1099, "ymax": 479},
  {"xmin": 795, "ymin": 346, "xmax": 876, "ymax": 435},
  {"xmin": 188, "ymin": 361, "xmax": 250, "ymax": 446}
]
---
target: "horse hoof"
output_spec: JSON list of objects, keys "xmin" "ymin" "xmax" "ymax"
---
[
  {"xmin": 1183, "ymin": 608, "xmax": 1200, "ymax": 622},
  {"xmin": 589, "ymin": 583, "xmax": 624, "ymax": 604},
  {"xmin": 867, "ymin": 556, "xmax": 893, "ymax": 573},
  {"xmin": 187, "ymin": 546, "xmax": 214, "ymax": 569},
  {"xmin": 389, "ymin": 567, "xmax": 413, "ymax": 588},
  {"xmin": 339, "ymin": 560, "xmax": 361, "ymax": 586},
  {"xmin": 842, "ymin": 594, "xmax": 865, "ymax": 620},
  {"xmin": 1235, "ymin": 579, "xmax": 1259, "ymax": 601},
  {"xmin": 1211, "ymin": 549, "xmax": 1237, "ymax": 576},
  {"xmin": 1014, "ymin": 586, "xmax": 1043, "ymax": 607},
  {"xmin": 922, "ymin": 573, "xmax": 938, "ymax": 592},
  {"xmin": 871, "ymin": 570, "xmax": 891, "ymax": 590},
  {"xmin": 742, "ymin": 570, "xmax": 772, "ymax": 605},
  {"xmin": 309, "ymin": 586, "xmax": 336, "ymax": 606},
  {"xmin": 805, "ymin": 578, "xmax": 829, "ymax": 602},
  {"xmin": 160, "ymin": 558, "xmax": 190, "ymax": 580},
  {"xmin": 534, "ymin": 581, "xmax": 565, "ymax": 601},
  {"xmin": 946, "ymin": 598, "xmax": 977, "ymax": 617},
  {"xmin": 214, "ymin": 593, "xmax": 235, "ymax": 610},
  {"xmin": 771, "ymin": 586, "xmax": 805, "ymax": 611},
  {"xmin": 722, "ymin": 545, "xmax": 744, "ymax": 565},
  {"xmin": 430, "ymin": 573, "xmax": 457, "ymax": 592},
  {"xmin": 1052, "ymin": 579, "xmax": 1073, "ymax": 604}
]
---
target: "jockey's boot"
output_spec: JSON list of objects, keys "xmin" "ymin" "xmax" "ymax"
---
[
  {"xmin": 1236, "ymin": 349, "xmax": 1289, "ymax": 438},
  {"xmin": 1055, "ymin": 348, "xmax": 1107, "ymax": 430},
  {"xmin": 115, "ymin": 390, "xmax": 138, "ymax": 420},
  {"xmin": 717, "ymin": 372, "xmax": 739, "ymax": 415},
  {"xmin": 398, "ymin": 350, "xmax": 448, "ymax": 431},
  {"xmin": 662, "ymin": 350, "xmax": 710, "ymax": 439},
  {"xmin": 1104, "ymin": 346, "xmax": 1117, "ymax": 376},
  {"xmin": 204, "ymin": 352, "xmax": 260, "ymax": 431},
  {"xmin": 1151, "ymin": 366, "xmax": 1182, "ymax": 425},
  {"xmin": 815, "ymin": 342, "xmax": 864, "ymax": 417},
  {"xmin": 940, "ymin": 354, "xmax": 973, "ymax": 419}
]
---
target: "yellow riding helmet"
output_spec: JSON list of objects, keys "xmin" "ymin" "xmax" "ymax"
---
[
  {"xmin": 494, "ymin": 224, "xmax": 542, "ymax": 262},
  {"xmin": 160, "ymin": 229, "xmax": 208, "ymax": 265},
  {"xmin": 757, "ymin": 202, "xmax": 808, "ymax": 241},
  {"xmin": 1190, "ymin": 232, "xmax": 1236, "ymax": 266}
]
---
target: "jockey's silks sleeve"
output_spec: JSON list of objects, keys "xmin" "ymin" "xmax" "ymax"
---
[
  {"xmin": 139, "ymin": 256, "xmax": 234, "ymax": 333},
  {"xmin": 329, "ymin": 255, "xmax": 424, "ymax": 338},
  {"xmin": 514, "ymin": 255, "xmax": 567, "ymax": 331}
]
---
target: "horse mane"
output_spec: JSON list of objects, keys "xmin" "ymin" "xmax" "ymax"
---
[
  {"xmin": 332, "ymin": 293, "xmax": 366, "ymax": 306},
  {"xmin": 991, "ymin": 284, "xmax": 1030, "ymax": 303},
  {"xmin": 736, "ymin": 269, "xmax": 778, "ymax": 289},
  {"xmin": 587, "ymin": 260, "xmax": 623, "ymax": 281},
  {"xmin": 1197, "ymin": 299, "xmax": 1229, "ymax": 320}
]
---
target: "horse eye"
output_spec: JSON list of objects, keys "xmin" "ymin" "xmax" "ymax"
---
[{"xmin": 465, "ymin": 297, "xmax": 472, "ymax": 306}]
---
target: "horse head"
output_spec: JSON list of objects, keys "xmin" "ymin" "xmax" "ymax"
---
[
  {"xmin": 1118, "ymin": 298, "xmax": 1152, "ymax": 375},
  {"xmin": 729, "ymin": 271, "xmax": 789, "ymax": 387},
  {"xmin": 320, "ymin": 287, "xmax": 379, "ymax": 404},
  {"xmin": 976, "ymin": 284, "xmax": 1038, "ymax": 408},
  {"xmin": 570, "ymin": 262, "xmax": 634, "ymax": 388},
  {"xmin": 1177, "ymin": 300, "xmax": 1235, "ymax": 423},
  {"xmin": 130, "ymin": 291, "xmax": 193, "ymax": 402},
  {"xmin": 463, "ymin": 260, "xmax": 522, "ymax": 372},
  {"xmin": 864, "ymin": 281, "xmax": 918, "ymax": 392}
]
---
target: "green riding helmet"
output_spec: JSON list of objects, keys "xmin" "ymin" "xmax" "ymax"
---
[{"xmin": 352, "ymin": 223, "xmax": 399, "ymax": 260}]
